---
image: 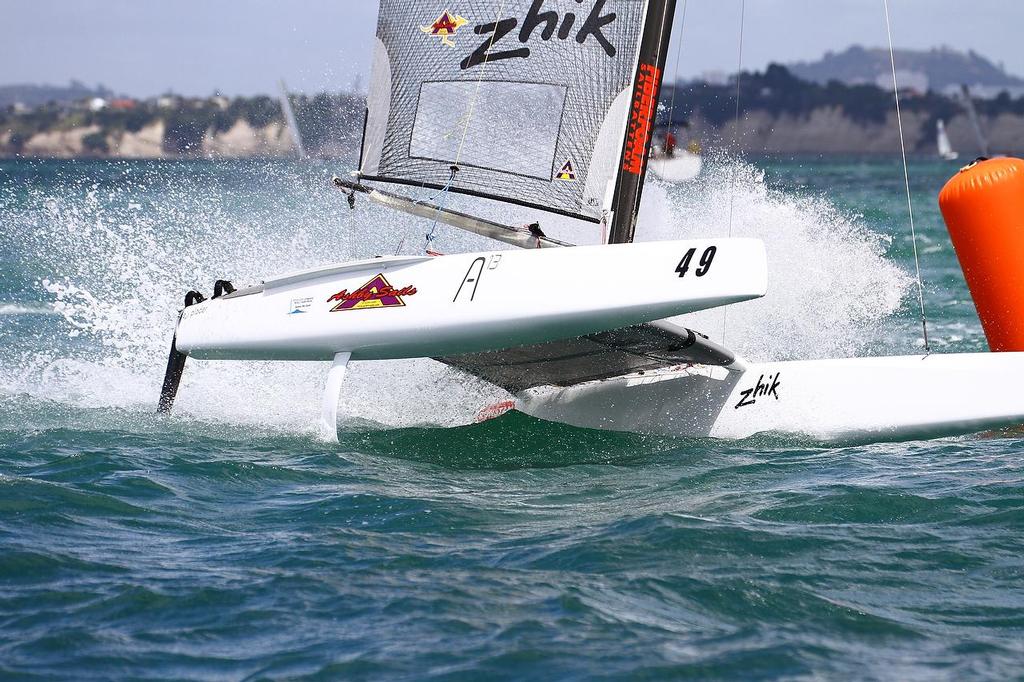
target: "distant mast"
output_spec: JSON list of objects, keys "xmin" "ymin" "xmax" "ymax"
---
[
  {"xmin": 279, "ymin": 79, "xmax": 307, "ymax": 160},
  {"xmin": 960, "ymin": 84, "xmax": 990, "ymax": 158},
  {"xmin": 607, "ymin": 0, "xmax": 678, "ymax": 245}
]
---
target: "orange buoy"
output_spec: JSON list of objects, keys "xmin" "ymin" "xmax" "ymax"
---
[{"xmin": 939, "ymin": 157, "xmax": 1024, "ymax": 351}]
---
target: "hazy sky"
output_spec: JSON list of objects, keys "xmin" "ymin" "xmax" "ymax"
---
[{"xmin": 3, "ymin": 0, "xmax": 1022, "ymax": 96}]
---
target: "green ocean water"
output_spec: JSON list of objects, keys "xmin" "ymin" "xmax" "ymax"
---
[{"xmin": 1, "ymin": 157, "xmax": 1022, "ymax": 679}]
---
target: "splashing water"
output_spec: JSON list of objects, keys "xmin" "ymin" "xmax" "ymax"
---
[
  {"xmin": 0, "ymin": 158, "xmax": 911, "ymax": 436},
  {"xmin": 640, "ymin": 155, "xmax": 912, "ymax": 361}
]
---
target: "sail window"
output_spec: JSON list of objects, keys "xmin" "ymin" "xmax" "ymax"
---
[{"xmin": 410, "ymin": 81, "xmax": 567, "ymax": 180}]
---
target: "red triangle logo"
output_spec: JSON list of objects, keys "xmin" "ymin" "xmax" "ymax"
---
[{"xmin": 327, "ymin": 273, "xmax": 417, "ymax": 312}]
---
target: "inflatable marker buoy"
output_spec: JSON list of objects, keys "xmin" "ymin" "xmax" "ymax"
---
[{"xmin": 939, "ymin": 157, "xmax": 1024, "ymax": 351}]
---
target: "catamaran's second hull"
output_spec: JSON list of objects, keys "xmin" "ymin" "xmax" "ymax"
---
[{"xmin": 516, "ymin": 352, "xmax": 1024, "ymax": 443}]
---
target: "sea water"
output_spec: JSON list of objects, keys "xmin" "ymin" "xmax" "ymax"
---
[{"xmin": 0, "ymin": 157, "xmax": 1021, "ymax": 679}]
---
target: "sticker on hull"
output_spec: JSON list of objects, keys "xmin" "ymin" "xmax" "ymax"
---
[
  {"xmin": 327, "ymin": 273, "xmax": 417, "ymax": 312},
  {"xmin": 735, "ymin": 373, "xmax": 781, "ymax": 409},
  {"xmin": 288, "ymin": 297, "xmax": 313, "ymax": 314}
]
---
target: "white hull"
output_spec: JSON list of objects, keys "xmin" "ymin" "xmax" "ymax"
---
[
  {"xmin": 166, "ymin": 240, "xmax": 1024, "ymax": 444},
  {"xmin": 175, "ymin": 239, "xmax": 767, "ymax": 361},
  {"xmin": 518, "ymin": 352, "xmax": 1024, "ymax": 442},
  {"xmin": 648, "ymin": 150, "xmax": 702, "ymax": 182}
]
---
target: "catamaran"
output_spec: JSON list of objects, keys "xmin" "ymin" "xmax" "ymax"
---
[
  {"xmin": 157, "ymin": 0, "xmax": 1024, "ymax": 443},
  {"xmin": 649, "ymin": 128, "xmax": 702, "ymax": 181}
]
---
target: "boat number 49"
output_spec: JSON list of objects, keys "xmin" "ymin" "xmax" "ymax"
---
[{"xmin": 675, "ymin": 246, "xmax": 717, "ymax": 278}]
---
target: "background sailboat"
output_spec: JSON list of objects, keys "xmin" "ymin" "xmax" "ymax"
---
[
  {"xmin": 648, "ymin": 131, "xmax": 702, "ymax": 181},
  {"xmin": 278, "ymin": 79, "xmax": 307, "ymax": 160},
  {"xmin": 936, "ymin": 119, "xmax": 958, "ymax": 160}
]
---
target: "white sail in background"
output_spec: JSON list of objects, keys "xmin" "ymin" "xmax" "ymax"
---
[
  {"xmin": 936, "ymin": 119, "xmax": 957, "ymax": 161},
  {"xmin": 279, "ymin": 79, "xmax": 307, "ymax": 160}
]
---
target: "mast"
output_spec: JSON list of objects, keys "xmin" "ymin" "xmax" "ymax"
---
[
  {"xmin": 607, "ymin": 0, "xmax": 678, "ymax": 244},
  {"xmin": 960, "ymin": 84, "xmax": 990, "ymax": 158}
]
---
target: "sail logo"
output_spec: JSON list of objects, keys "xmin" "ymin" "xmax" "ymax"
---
[
  {"xmin": 622, "ymin": 63, "xmax": 662, "ymax": 175},
  {"xmin": 327, "ymin": 274, "xmax": 417, "ymax": 312},
  {"xmin": 461, "ymin": 0, "xmax": 617, "ymax": 70},
  {"xmin": 555, "ymin": 159, "xmax": 576, "ymax": 181},
  {"xmin": 421, "ymin": 10, "xmax": 468, "ymax": 47}
]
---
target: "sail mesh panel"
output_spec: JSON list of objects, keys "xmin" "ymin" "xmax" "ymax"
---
[{"xmin": 362, "ymin": 0, "xmax": 646, "ymax": 221}]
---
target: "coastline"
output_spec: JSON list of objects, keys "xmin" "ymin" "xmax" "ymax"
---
[
  {"xmin": 0, "ymin": 119, "xmax": 298, "ymax": 160},
  {"xmin": 5, "ymin": 106, "xmax": 1023, "ymax": 160}
]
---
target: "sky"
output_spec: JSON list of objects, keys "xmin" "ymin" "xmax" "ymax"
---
[{"xmin": 3, "ymin": 0, "xmax": 1023, "ymax": 97}]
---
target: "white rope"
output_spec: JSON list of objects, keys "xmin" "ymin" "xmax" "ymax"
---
[
  {"xmin": 883, "ymin": 0, "xmax": 931, "ymax": 353},
  {"xmin": 727, "ymin": 0, "xmax": 745, "ymax": 234},
  {"xmin": 454, "ymin": 0, "xmax": 508, "ymax": 166},
  {"xmin": 420, "ymin": 1, "xmax": 508, "ymax": 254},
  {"xmin": 723, "ymin": 0, "xmax": 745, "ymax": 346}
]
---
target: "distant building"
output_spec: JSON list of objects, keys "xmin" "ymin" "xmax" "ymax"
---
[
  {"xmin": 157, "ymin": 95, "xmax": 181, "ymax": 108},
  {"xmin": 700, "ymin": 70, "xmax": 729, "ymax": 86},
  {"xmin": 109, "ymin": 98, "xmax": 137, "ymax": 110},
  {"xmin": 874, "ymin": 70, "xmax": 929, "ymax": 94},
  {"xmin": 88, "ymin": 97, "xmax": 108, "ymax": 112}
]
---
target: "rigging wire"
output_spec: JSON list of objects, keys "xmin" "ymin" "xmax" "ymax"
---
[
  {"xmin": 722, "ymin": 0, "xmax": 746, "ymax": 346},
  {"xmin": 665, "ymin": 0, "xmax": 690, "ymax": 138},
  {"xmin": 420, "ymin": 0, "xmax": 509, "ymax": 254},
  {"xmin": 454, "ymin": 0, "xmax": 508, "ymax": 166},
  {"xmin": 883, "ymin": 0, "xmax": 931, "ymax": 353},
  {"xmin": 423, "ymin": 166, "xmax": 458, "ymax": 252}
]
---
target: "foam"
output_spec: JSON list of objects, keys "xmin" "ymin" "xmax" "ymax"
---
[
  {"xmin": 642, "ymin": 155, "xmax": 911, "ymax": 361},
  {"xmin": 0, "ymin": 304, "xmax": 58, "ymax": 316}
]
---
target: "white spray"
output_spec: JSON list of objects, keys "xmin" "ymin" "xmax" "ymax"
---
[{"xmin": 0, "ymin": 158, "xmax": 910, "ymax": 436}]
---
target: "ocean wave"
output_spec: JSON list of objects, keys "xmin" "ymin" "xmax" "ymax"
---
[{"xmin": 0, "ymin": 303, "xmax": 57, "ymax": 316}]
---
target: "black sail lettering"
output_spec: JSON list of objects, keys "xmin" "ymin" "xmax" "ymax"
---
[
  {"xmin": 576, "ymin": 0, "xmax": 617, "ymax": 56},
  {"xmin": 558, "ymin": 12, "xmax": 576, "ymax": 39},
  {"xmin": 461, "ymin": 18, "xmax": 527, "ymax": 70},
  {"xmin": 520, "ymin": 0, "xmax": 558, "ymax": 42}
]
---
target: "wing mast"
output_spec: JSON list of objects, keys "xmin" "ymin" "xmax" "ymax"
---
[{"xmin": 607, "ymin": 0, "xmax": 678, "ymax": 244}]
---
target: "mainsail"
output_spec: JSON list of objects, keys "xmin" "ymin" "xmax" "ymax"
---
[{"xmin": 359, "ymin": 0, "xmax": 674, "ymax": 232}]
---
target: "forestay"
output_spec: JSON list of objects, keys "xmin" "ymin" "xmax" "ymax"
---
[{"xmin": 360, "ymin": 0, "xmax": 649, "ymax": 222}]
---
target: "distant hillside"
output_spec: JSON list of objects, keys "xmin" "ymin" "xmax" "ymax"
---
[
  {"xmin": 1, "ymin": 92, "xmax": 363, "ymax": 159},
  {"xmin": 661, "ymin": 64, "xmax": 1024, "ymax": 156},
  {"xmin": 8, "ymin": 65, "xmax": 1024, "ymax": 158},
  {"xmin": 0, "ymin": 81, "xmax": 117, "ymax": 108},
  {"xmin": 789, "ymin": 46, "xmax": 1024, "ymax": 95}
]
